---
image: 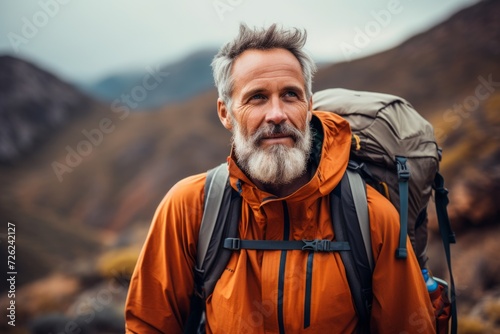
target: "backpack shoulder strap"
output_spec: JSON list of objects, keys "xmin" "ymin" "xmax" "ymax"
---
[
  {"xmin": 198, "ymin": 164, "xmax": 241, "ymax": 297},
  {"xmin": 346, "ymin": 165, "xmax": 373, "ymax": 271},
  {"xmin": 331, "ymin": 163, "xmax": 374, "ymax": 332},
  {"xmin": 434, "ymin": 171, "xmax": 457, "ymax": 334},
  {"xmin": 395, "ymin": 156, "xmax": 410, "ymax": 259},
  {"xmin": 197, "ymin": 163, "xmax": 230, "ymax": 268},
  {"xmin": 185, "ymin": 163, "xmax": 241, "ymax": 334}
]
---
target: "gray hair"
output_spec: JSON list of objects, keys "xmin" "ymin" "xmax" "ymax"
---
[{"xmin": 211, "ymin": 23, "xmax": 317, "ymax": 112}]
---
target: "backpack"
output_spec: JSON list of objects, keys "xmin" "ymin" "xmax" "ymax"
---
[
  {"xmin": 184, "ymin": 88, "xmax": 456, "ymax": 334},
  {"xmin": 313, "ymin": 88, "xmax": 440, "ymax": 266},
  {"xmin": 313, "ymin": 88, "xmax": 456, "ymax": 333}
]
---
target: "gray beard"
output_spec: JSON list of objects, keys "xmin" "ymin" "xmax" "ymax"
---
[{"xmin": 232, "ymin": 121, "xmax": 312, "ymax": 185}]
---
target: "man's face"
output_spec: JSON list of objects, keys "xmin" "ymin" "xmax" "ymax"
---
[{"xmin": 217, "ymin": 48, "xmax": 313, "ymax": 185}]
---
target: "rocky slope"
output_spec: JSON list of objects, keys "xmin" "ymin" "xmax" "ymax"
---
[{"xmin": 0, "ymin": 56, "xmax": 96, "ymax": 164}]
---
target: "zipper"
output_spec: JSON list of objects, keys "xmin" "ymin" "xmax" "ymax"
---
[
  {"xmin": 277, "ymin": 201, "xmax": 290, "ymax": 334},
  {"xmin": 304, "ymin": 252, "xmax": 314, "ymax": 329}
]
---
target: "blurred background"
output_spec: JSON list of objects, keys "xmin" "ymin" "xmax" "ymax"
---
[{"xmin": 0, "ymin": 0, "xmax": 499, "ymax": 333}]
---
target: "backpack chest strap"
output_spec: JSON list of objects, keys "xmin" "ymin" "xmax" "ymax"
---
[{"xmin": 224, "ymin": 238, "xmax": 350, "ymax": 252}]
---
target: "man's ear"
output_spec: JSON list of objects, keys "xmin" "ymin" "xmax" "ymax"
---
[
  {"xmin": 217, "ymin": 98, "xmax": 233, "ymax": 130},
  {"xmin": 307, "ymin": 96, "xmax": 313, "ymax": 122}
]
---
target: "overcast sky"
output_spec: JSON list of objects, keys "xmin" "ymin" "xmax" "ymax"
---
[{"xmin": 0, "ymin": 0, "xmax": 478, "ymax": 84}]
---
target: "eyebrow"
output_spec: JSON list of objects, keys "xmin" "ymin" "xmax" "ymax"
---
[
  {"xmin": 281, "ymin": 85, "xmax": 305, "ymax": 95},
  {"xmin": 241, "ymin": 88, "xmax": 268, "ymax": 101}
]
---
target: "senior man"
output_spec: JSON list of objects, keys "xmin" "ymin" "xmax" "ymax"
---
[{"xmin": 125, "ymin": 24, "xmax": 435, "ymax": 333}]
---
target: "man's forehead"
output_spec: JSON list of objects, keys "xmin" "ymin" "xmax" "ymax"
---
[
  {"xmin": 232, "ymin": 48, "xmax": 302, "ymax": 73},
  {"xmin": 231, "ymin": 48, "xmax": 305, "ymax": 92}
]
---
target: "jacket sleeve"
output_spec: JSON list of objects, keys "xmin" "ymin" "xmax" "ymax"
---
[
  {"xmin": 366, "ymin": 186, "xmax": 436, "ymax": 333},
  {"xmin": 125, "ymin": 173, "xmax": 206, "ymax": 334}
]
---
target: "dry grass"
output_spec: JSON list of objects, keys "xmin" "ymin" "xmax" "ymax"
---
[
  {"xmin": 97, "ymin": 247, "xmax": 141, "ymax": 279},
  {"xmin": 459, "ymin": 316, "xmax": 489, "ymax": 334},
  {"xmin": 485, "ymin": 300, "xmax": 500, "ymax": 325}
]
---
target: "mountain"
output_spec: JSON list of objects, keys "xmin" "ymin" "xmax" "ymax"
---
[
  {"xmin": 1, "ymin": 0, "xmax": 499, "ymax": 331},
  {"xmin": 313, "ymin": 0, "xmax": 500, "ymax": 118},
  {"xmin": 81, "ymin": 48, "xmax": 218, "ymax": 109},
  {"xmin": 0, "ymin": 56, "xmax": 96, "ymax": 164},
  {"xmin": 0, "ymin": 56, "xmax": 103, "ymax": 289}
]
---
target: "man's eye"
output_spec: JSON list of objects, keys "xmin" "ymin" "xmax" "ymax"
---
[
  {"xmin": 284, "ymin": 91, "xmax": 298, "ymax": 98},
  {"xmin": 251, "ymin": 94, "xmax": 266, "ymax": 100}
]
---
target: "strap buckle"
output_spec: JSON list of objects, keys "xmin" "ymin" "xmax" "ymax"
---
[
  {"xmin": 224, "ymin": 237, "xmax": 241, "ymax": 250},
  {"xmin": 302, "ymin": 239, "xmax": 329, "ymax": 252},
  {"xmin": 395, "ymin": 156, "xmax": 410, "ymax": 181}
]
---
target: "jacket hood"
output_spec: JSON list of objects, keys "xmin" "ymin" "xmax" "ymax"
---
[{"xmin": 227, "ymin": 111, "xmax": 352, "ymax": 206}]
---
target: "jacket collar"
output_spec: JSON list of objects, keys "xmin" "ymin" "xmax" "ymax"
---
[{"xmin": 227, "ymin": 111, "xmax": 352, "ymax": 207}]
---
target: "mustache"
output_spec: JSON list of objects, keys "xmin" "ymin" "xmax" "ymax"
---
[{"xmin": 252, "ymin": 123, "xmax": 303, "ymax": 142}]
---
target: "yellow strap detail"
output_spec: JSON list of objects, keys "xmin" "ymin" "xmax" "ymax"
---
[
  {"xmin": 352, "ymin": 134, "xmax": 361, "ymax": 151},
  {"xmin": 379, "ymin": 181, "xmax": 390, "ymax": 200}
]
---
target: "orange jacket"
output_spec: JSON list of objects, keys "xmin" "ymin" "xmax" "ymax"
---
[{"xmin": 125, "ymin": 111, "xmax": 435, "ymax": 333}]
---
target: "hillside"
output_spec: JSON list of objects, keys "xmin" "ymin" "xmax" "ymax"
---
[
  {"xmin": 0, "ymin": 56, "xmax": 101, "ymax": 288},
  {"xmin": 314, "ymin": 0, "xmax": 500, "ymax": 119},
  {"xmin": 0, "ymin": 56, "xmax": 96, "ymax": 164},
  {"xmin": 81, "ymin": 49, "xmax": 218, "ymax": 109},
  {"xmin": 0, "ymin": 0, "xmax": 499, "ymax": 331}
]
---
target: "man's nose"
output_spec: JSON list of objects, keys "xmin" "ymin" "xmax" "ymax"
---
[{"xmin": 265, "ymin": 97, "xmax": 288, "ymax": 125}]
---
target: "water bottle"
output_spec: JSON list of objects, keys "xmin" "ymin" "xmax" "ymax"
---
[{"xmin": 422, "ymin": 268, "xmax": 438, "ymax": 292}]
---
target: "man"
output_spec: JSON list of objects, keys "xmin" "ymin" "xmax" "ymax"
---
[{"xmin": 125, "ymin": 24, "xmax": 435, "ymax": 333}]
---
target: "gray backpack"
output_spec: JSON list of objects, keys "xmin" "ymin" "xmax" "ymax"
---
[
  {"xmin": 313, "ymin": 88, "xmax": 445, "ymax": 267},
  {"xmin": 185, "ymin": 88, "xmax": 457, "ymax": 333},
  {"xmin": 313, "ymin": 89, "xmax": 457, "ymax": 333}
]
